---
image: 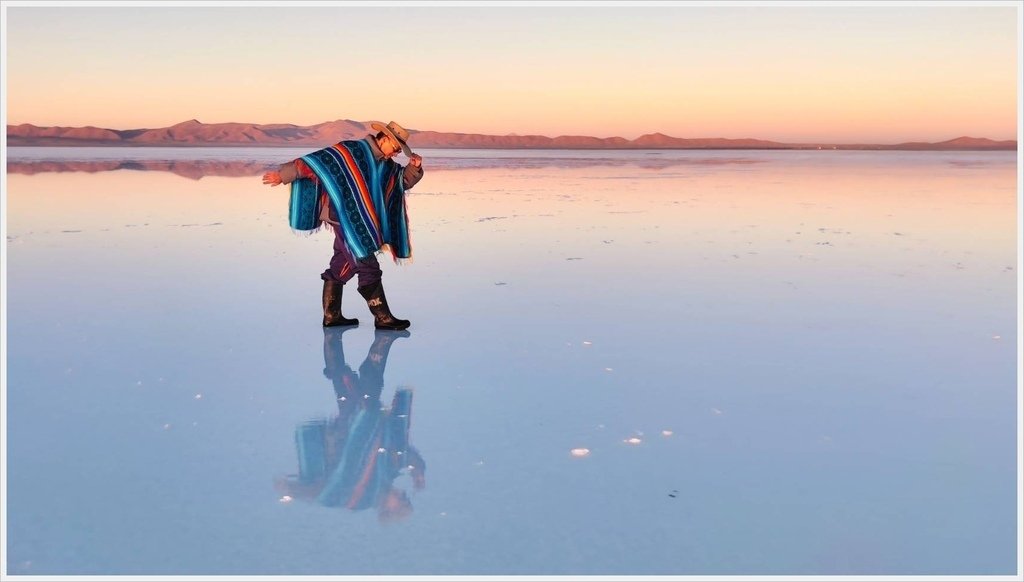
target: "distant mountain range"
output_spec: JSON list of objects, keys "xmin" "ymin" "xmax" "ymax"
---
[{"xmin": 6, "ymin": 119, "xmax": 1017, "ymax": 150}]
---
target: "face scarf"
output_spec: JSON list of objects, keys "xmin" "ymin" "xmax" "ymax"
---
[{"xmin": 288, "ymin": 139, "xmax": 412, "ymax": 263}]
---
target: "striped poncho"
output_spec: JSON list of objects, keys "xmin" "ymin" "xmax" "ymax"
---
[{"xmin": 288, "ymin": 140, "xmax": 411, "ymax": 262}]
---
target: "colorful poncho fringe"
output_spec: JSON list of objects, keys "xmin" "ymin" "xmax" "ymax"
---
[{"xmin": 288, "ymin": 140, "xmax": 412, "ymax": 263}]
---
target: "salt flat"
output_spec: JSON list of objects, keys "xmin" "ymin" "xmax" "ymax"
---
[{"xmin": 5, "ymin": 148, "xmax": 1018, "ymax": 575}]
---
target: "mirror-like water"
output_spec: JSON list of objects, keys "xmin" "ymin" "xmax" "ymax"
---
[{"xmin": 5, "ymin": 149, "xmax": 1018, "ymax": 575}]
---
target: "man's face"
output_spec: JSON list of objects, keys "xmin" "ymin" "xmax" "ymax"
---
[{"xmin": 381, "ymin": 136, "xmax": 403, "ymax": 158}]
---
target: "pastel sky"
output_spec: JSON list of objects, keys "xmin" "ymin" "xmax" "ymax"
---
[{"xmin": 4, "ymin": 4, "xmax": 1019, "ymax": 142}]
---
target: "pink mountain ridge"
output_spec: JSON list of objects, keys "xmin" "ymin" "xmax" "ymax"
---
[{"xmin": 6, "ymin": 119, "xmax": 1017, "ymax": 150}]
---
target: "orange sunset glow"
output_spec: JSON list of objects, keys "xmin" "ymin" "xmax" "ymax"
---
[{"xmin": 3, "ymin": 5, "xmax": 1018, "ymax": 144}]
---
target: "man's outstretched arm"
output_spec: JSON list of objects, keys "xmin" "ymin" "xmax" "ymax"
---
[{"xmin": 262, "ymin": 160, "xmax": 315, "ymax": 187}]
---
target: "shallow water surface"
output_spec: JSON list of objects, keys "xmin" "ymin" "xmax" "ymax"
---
[{"xmin": 5, "ymin": 148, "xmax": 1019, "ymax": 575}]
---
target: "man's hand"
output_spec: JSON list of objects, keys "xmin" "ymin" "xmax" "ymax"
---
[
  {"xmin": 409, "ymin": 153, "xmax": 422, "ymax": 168},
  {"xmin": 262, "ymin": 171, "xmax": 283, "ymax": 187}
]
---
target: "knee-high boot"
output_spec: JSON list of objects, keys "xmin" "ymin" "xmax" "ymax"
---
[
  {"xmin": 322, "ymin": 280, "xmax": 359, "ymax": 327},
  {"xmin": 357, "ymin": 280, "xmax": 410, "ymax": 330}
]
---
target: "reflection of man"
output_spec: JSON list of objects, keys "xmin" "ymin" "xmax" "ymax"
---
[{"xmin": 276, "ymin": 328, "xmax": 425, "ymax": 522}]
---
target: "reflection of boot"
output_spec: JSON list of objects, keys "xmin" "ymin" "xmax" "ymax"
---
[
  {"xmin": 369, "ymin": 328, "xmax": 410, "ymax": 365},
  {"xmin": 322, "ymin": 327, "xmax": 355, "ymax": 379},
  {"xmin": 323, "ymin": 280, "xmax": 359, "ymax": 327},
  {"xmin": 357, "ymin": 281, "xmax": 410, "ymax": 330},
  {"xmin": 323, "ymin": 327, "xmax": 360, "ymax": 416},
  {"xmin": 359, "ymin": 329, "xmax": 409, "ymax": 396}
]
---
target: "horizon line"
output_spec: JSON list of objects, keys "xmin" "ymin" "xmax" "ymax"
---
[{"xmin": 5, "ymin": 118, "xmax": 1018, "ymax": 147}]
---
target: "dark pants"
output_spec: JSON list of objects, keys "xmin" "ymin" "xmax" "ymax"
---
[{"xmin": 321, "ymin": 223, "xmax": 382, "ymax": 287}]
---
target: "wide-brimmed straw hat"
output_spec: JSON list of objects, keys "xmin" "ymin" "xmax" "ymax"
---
[{"xmin": 370, "ymin": 121, "xmax": 414, "ymax": 157}]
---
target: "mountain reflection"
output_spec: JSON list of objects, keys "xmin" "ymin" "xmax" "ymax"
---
[
  {"xmin": 276, "ymin": 328, "xmax": 423, "ymax": 522},
  {"xmin": 6, "ymin": 159, "xmax": 271, "ymax": 180},
  {"xmin": 7, "ymin": 154, "xmax": 766, "ymax": 178}
]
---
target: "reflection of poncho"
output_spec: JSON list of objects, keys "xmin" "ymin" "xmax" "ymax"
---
[
  {"xmin": 288, "ymin": 140, "xmax": 411, "ymax": 262},
  {"xmin": 315, "ymin": 388, "xmax": 415, "ymax": 509}
]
